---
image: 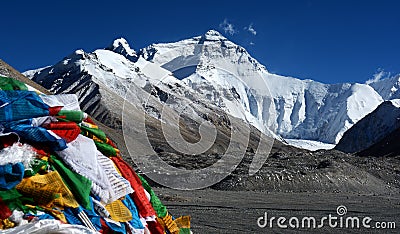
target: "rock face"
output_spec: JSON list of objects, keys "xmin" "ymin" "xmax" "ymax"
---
[
  {"xmin": 358, "ymin": 126, "xmax": 400, "ymax": 157},
  {"xmin": 336, "ymin": 99, "xmax": 400, "ymax": 153}
]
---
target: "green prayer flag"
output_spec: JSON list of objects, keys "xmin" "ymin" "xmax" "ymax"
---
[
  {"xmin": 179, "ymin": 228, "xmax": 191, "ymax": 234},
  {"xmin": 0, "ymin": 188, "xmax": 35, "ymax": 213},
  {"xmin": 50, "ymin": 155, "xmax": 92, "ymax": 210},
  {"xmin": 94, "ymin": 141, "xmax": 118, "ymax": 157},
  {"xmin": 137, "ymin": 174, "xmax": 167, "ymax": 217},
  {"xmin": 0, "ymin": 76, "xmax": 28, "ymax": 91},
  {"xmin": 57, "ymin": 110, "xmax": 85, "ymax": 122},
  {"xmin": 0, "ymin": 188, "xmax": 22, "ymax": 201},
  {"xmin": 80, "ymin": 125, "xmax": 108, "ymax": 142}
]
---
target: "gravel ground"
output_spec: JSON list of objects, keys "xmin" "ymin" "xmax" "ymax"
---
[{"xmin": 155, "ymin": 188, "xmax": 400, "ymax": 234}]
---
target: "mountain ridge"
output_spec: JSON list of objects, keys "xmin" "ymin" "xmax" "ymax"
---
[
  {"xmin": 23, "ymin": 30, "xmax": 397, "ymax": 149},
  {"xmin": 128, "ymin": 30, "xmax": 384, "ymax": 144}
]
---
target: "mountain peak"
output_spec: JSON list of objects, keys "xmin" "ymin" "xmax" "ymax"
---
[
  {"xmin": 202, "ymin": 29, "xmax": 227, "ymax": 41},
  {"xmin": 106, "ymin": 37, "xmax": 137, "ymax": 61},
  {"xmin": 66, "ymin": 49, "xmax": 86, "ymax": 60},
  {"xmin": 112, "ymin": 38, "xmax": 134, "ymax": 54}
]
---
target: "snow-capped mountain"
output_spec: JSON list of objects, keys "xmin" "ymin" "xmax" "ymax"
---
[
  {"xmin": 336, "ymin": 99, "xmax": 400, "ymax": 153},
  {"xmin": 369, "ymin": 74, "xmax": 400, "ymax": 100},
  {"xmin": 25, "ymin": 30, "xmax": 389, "ymax": 148},
  {"xmin": 135, "ymin": 30, "xmax": 383, "ymax": 144}
]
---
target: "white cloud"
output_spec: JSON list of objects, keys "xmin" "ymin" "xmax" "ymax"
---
[
  {"xmin": 249, "ymin": 42, "xmax": 255, "ymax": 45},
  {"xmin": 366, "ymin": 69, "xmax": 390, "ymax": 84},
  {"xmin": 219, "ymin": 19, "xmax": 237, "ymax": 36},
  {"xmin": 244, "ymin": 23, "xmax": 257, "ymax": 36}
]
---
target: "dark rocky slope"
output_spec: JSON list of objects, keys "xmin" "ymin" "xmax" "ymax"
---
[{"xmin": 336, "ymin": 100, "xmax": 400, "ymax": 153}]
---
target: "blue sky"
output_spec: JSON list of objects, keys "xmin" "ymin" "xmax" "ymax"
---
[{"xmin": 1, "ymin": 0, "xmax": 399, "ymax": 84}]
